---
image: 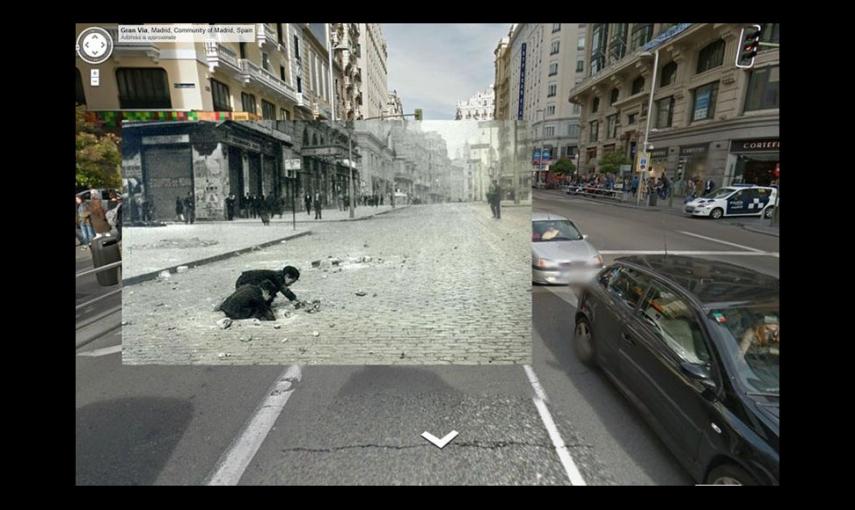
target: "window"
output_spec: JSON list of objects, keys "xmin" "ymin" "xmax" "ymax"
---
[
  {"xmin": 280, "ymin": 65, "xmax": 287, "ymax": 81},
  {"xmin": 567, "ymin": 124, "xmax": 580, "ymax": 138},
  {"xmin": 280, "ymin": 108, "xmax": 291, "ymax": 120},
  {"xmin": 609, "ymin": 23, "xmax": 628, "ymax": 62},
  {"xmin": 293, "ymin": 35, "xmax": 300, "ymax": 61},
  {"xmin": 744, "ymin": 66, "xmax": 779, "ymax": 111},
  {"xmin": 660, "ymin": 61, "xmax": 677, "ymax": 87},
  {"xmin": 631, "ymin": 23, "xmax": 653, "ymax": 49},
  {"xmin": 239, "ymin": 42, "xmax": 247, "ymax": 59},
  {"xmin": 549, "ymin": 62, "xmax": 558, "ymax": 76},
  {"xmin": 75, "ymin": 68, "xmax": 86, "ymax": 106},
  {"xmin": 576, "ymin": 60, "xmax": 584, "ymax": 73},
  {"xmin": 547, "ymin": 105, "xmax": 556, "ymax": 116},
  {"xmin": 640, "ymin": 282, "xmax": 711, "ymax": 365},
  {"xmin": 760, "ymin": 23, "xmax": 780, "ymax": 46},
  {"xmin": 606, "ymin": 114, "xmax": 618, "ymax": 138},
  {"xmin": 606, "ymin": 267, "xmax": 650, "ymax": 311},
  {"xmin": 631, "ymin": 76, "xmax": 645, "ymax": 95},
  {"xmin": 551, "ymin": 41, "xmax": 560, "ymax": 55},
  {"xmin": 696, "ymin": 39, "xmax": 725, "ymax": 74},
  {"xmin": 116, "ymin": 68, "xmax": 171, "ymax": 109},
  {"xmin": 241, "ymin": 92, "xmax": 257, "ymax": 114},
  {"xmin": 544, "ymin": 126, "xmax": 555, "ymax": 137},
  {"xmin": 262, "ymin": 52, "xmax": 271, "ymax": 72},
  {"xmin": 592, "ymin": 96, "xmax": 600, "ymax": 113},
  {"xmin": 552, "ymin": 23, "xmax": 561, "ymax": 33},
  {"xmin": 610, "ymin": 88, "xmax": 619, "ymax": 104},
  {"xmin": 262, "ymin": 99, "xmax": 276, "ymax": 120},
  {"xmin": 692, "ymin": 82, "xmax": 719, "ymax": 121},
  {"xmin": 627, "ymin": 112, "xmax": 638, "ymax": 125},
  {"xmin": 547, "ymin": 84, "xmax": 557, "ymax": 97},
  {"xmin": 655, "ymin": 96, "xmax": 675, "ymax": 128},
  {"xmin": 589, "ymin": 120, "xmax": 599, "ymax": 142},
  {"xmin": 591, "ymin": 24, "xmax": 608, "ymax": 74},
  {"xmin": 573, "ymin": 103, "xmax": 581, "ymax": 115},
  {"xmin": 296, "ymin": 76, "xmax": 302, "ymax": 93},
  {"xmin": 277, "ymin": 23, "xmax": 284, "ymax": 44},
  {"xmin": 210, "ymin": 79, "xmax": 232, "ymax": 111}
]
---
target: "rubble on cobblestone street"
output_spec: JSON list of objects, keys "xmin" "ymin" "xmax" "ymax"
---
[{"xmin": 122, "ymin": 204, "xmax": 531, "ymax": 365}]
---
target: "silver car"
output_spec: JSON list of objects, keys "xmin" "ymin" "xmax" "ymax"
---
[{"xmin": 532, "ymin": 211, "xmax": 604, "ymax": 285}]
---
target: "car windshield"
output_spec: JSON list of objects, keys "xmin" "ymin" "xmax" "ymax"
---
[
  {"xmin": 703, "ymin": 188, "xmax": 736, "ymax": 199},
  {"xmin": 707, "ymin": 303, "xmax": 779, "ymax": 395},
  {"xmin": 532, "ymin": 220, "xmax": 582, "ymax": 242}
]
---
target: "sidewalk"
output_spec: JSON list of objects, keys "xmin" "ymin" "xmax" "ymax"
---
[
  {"xmin": 122, "ymin": 223, "xmax": 311, "ymax": 284},
  {"xmin": 223, "ymin": 204, "xmax": 408, "ymax": 224}
]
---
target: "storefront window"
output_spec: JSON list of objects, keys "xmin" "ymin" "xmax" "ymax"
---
[{"xmin": 744, "ymin": 66, "xmax": 779, "ymax": 111}]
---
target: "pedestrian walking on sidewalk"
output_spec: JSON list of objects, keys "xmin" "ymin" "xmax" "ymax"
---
[
  {"xmin": 337, "ymin": 191, "xmax": 344, "ymax": 211},
  {"xmin": 184, "ymin": 192, "xmax": 195, "ymax": 224},
  {"xmin": 76, "ymin": 195, "xmax": 94, "ymax": 248},
  {"xmin": 313, "ymin": 192, "xmax": 322, "ymax": 220},
  {"xmin": 225, "ymin": 194, "xmax": 235, "ymax": 221},
  {"xmin": 631, "ymin": 175, "xmax": 639, "ymax": 197},
  {"xmin": 88, "ymin": 191, "xmax": 111, "ymax": 237},
  {"xmin": 175, "ymin": 196, "xmax": 185, "ymax": 222},
  {"xmin": 705, "ymin": 177, "xmax": 715, "ymax": 195},
  {"xmin": 304, "ymin": 192, "xmax": 312, "ymax": 216}
]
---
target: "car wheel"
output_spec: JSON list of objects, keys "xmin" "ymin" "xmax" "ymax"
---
[
  {"xmin": 706, "ymin": 464, "xmax": 757, "ymax": 486},
  {"xmin": 710, "ymin": 208, "xmax": 724, "ymax": 219},
  {"xmin": 574, "ymin": 317, "xmax": 596, "ymax": 366},
  {"xmin": 763, "ymin": 206, "xmax": 774, "ymax": 219}
]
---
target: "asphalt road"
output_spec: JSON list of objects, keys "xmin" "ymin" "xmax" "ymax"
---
[{"xmin": 76, "ymin": 197, "xmax": 779, "ymax": 485}]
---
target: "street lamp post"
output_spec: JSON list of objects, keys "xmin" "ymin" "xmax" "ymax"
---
[
  {"xmin": 638, "ymin": 48, "xmax": 660, "ymax": 207},
  {"xmin": 347, "ymin": 122, "xmax": 355, "ymax": 218}
]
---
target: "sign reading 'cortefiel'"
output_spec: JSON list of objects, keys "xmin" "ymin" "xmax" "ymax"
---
[
  {"xmin": 731, "ymin": 138, "xmax": 780, "ymax": 152},
  {"xmin": 118, "ymin": 24, "xmax": 256, "ymax": 43}
]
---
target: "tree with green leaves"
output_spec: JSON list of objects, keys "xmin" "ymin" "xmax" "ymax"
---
[
  {"xmin": 550, "ymin": 157, "xmax": 576, "ymax": 176},
  {"xmin": 598, "ymin": 151, "xmax": 632, "ymax": 174},
  {"xmin": 76, "ymin": 106, "xmax": 122, "ymax": 190}
]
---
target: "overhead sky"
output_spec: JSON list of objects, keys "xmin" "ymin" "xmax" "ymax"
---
[{"xmin": 384, "ymin": 23, "xmax": 510, "ymax": 120}]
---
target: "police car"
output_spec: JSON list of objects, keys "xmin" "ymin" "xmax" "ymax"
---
[{"xmin": 684, "ymin": 184, "xmax": 777, "ymax": 219}]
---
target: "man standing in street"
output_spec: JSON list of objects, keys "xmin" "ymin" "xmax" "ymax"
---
[
  {"xmin": 304, "ymin": 192, "xmax": 312, "ymax": 216},
  {"xmin": 494, "ymin": 180, "xmax": 502, "ymax": 219},
  {"xmin": 313, "ymin": 191, "xmax": 322, "ymax": 220},
  {"xmin": 225, "ymin": 194, "xmax": 235, "ymax": 221},
  {"xmin": 705, "ymin": 177, "xmax": 715, "ymax": 195},
  {"xmin": 184, "ymin": 192, "xmax": 195, "ymax": 224}
]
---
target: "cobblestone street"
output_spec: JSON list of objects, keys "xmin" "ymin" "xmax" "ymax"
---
[{"xmin": 122, "ymin": 203, "xmax": 531, "ymax": 365}]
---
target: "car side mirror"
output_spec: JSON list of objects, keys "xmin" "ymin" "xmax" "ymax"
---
[{"xmin": 680, "ymin": 361, "xmax": 716, "ymax": 394}]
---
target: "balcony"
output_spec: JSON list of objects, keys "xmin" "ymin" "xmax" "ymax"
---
[
  {"xmin": 106, "ymin": 27, "xmax": 160, "ymax": 61},
  {"xmin": 206, "ymin": 43, "xmax": 241, "ymax": 76},
  {"xmin": 257, "ymin": 23, "xmax": 278, "ymax": 48},
  {"xmin": 240, "ymin": 58, "xmax": 300, "ymax": 105}
]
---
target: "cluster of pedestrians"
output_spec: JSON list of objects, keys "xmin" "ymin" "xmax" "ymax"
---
[{"xmin": 76, "ymin": 190, "xmax": 122, "ymax": 250}]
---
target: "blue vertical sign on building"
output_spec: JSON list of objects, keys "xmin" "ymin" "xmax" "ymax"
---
[{"xmin": 518, "ymin": 43, "xmax": 527, "ymax": 120}]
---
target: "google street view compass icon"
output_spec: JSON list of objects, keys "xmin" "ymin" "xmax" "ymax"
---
[{"xmin": 76, "ymin": 27, "xmax": 113, "ymax": 65}]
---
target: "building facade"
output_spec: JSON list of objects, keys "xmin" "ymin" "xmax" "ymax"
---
[
  {"xmin": 507, "ymin": 23, "xmax": 586, "ymax": 179},
  {"xmin": 569, "ymin": 23, "xmax": 780, "ymax": 187},
  {"xmin": 358, "ymin": 23, "xmax": 390, "ymax": 119},
  {"xmin": 76, "ymin": 23, "xmax": 305, "ymax": 120},
  {"xmin": 383, "ymin": 90, "xmax": 404, "ymax": 118},
  {"xmin": 297, "ymin": 24, "xmax": 335, "ymax": 121},
  {"xmin": 330, "ymin": 23, "xmax": 363, "ymax": 121},
  {"xmin": 455, "ymin": 88, "xmax": 495, "ymax": 120},
  {"xmin": 493, "ymin": 31, "xmax": 512, "ymax": 121}
]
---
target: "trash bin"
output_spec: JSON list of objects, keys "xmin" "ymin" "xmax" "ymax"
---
[
  {"xmin": 91, "ymin": 235, "xmax": 121, "ymax": 286},
  {"xmin": 648, "ymin": 191, "xmax": 658, "ymax": 207}
]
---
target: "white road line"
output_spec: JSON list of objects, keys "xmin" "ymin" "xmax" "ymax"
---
[
  {"xmin": 206, "ymin": 365, "xmax": 302, "ymax": 486},
  {"xmin": 76, "ymin": 345, "xmax": 122, "ymax": 357},
  {"xmin": 523, "ymin": 365, "xmax": 587, "ymax": 486},
  {"xmin": 599, "ymin": 250, "xmax": 778, "ymax": 257},
  {"xmin": 676, "ymin": 231, "xmax": 764, "ymax": 252}
]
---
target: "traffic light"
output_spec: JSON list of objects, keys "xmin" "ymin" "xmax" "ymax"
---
[
  {"xmin": 414, "ymin": 108, "xmax": 423, "ymax": 121},
  {"xmin": 736, "ymin": 25, "xmax": 762, "ymax": 69}
]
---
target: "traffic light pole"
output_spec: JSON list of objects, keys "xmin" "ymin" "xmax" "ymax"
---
[{"xmin": 638, "ymin": 48, "xmax": 659, "ymax": 207}]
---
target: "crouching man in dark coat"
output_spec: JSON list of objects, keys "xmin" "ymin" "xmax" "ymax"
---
[
  {"xmin": 217, "ymin": 280, "xmax": 278, "ymax": 321},
  {"xmin": 234, "ymin": 265, "xmax": 301, "ymax": 303}
]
